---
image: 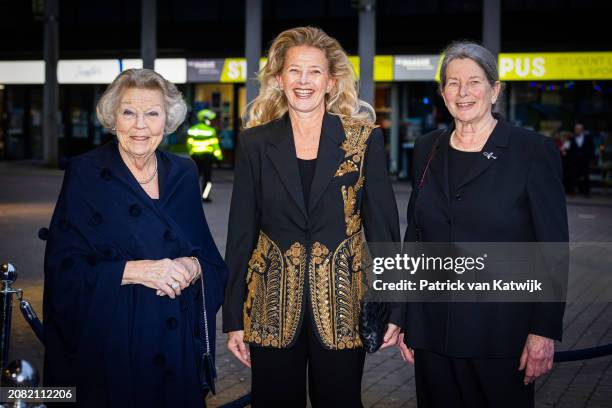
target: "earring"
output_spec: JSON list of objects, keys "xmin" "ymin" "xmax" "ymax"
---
[{"xmin": 111, "ymin": 126, "xmax": 116, "ymax": 131}]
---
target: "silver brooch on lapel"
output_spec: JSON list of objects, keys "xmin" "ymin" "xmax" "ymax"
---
[{"xmin": 483, "ymin": 152, "xmax": 497, "ymax": 160}]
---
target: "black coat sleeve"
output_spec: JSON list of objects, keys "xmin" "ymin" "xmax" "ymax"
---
[
  {"xmin": 222, "ymin": 134, "xmax": 260, "ymax": 332},
  {"xmin": 526, "ymin": 136, "xmax": 569, "ymax": 341},
  {"xmin": 361, "ymin": 128, "xmax": 403, "ymax": 326}
]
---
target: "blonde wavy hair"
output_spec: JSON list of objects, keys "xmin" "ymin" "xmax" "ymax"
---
[{"xmin": 244, "ymin": 26, "xmax": 375, "ymax": 128}]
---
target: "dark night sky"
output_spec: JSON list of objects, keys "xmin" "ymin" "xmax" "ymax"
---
[{"xmin": 1, "ymin": 0, "xmax": 610, "ymax": 60}]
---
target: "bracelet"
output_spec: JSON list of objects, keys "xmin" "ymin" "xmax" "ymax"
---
[{"xmin": 189, "ymin": 256, "xmax": 202, "ymax": 280}]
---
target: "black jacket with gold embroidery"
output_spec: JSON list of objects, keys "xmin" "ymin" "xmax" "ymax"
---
[{"xmin": 222, "ymin": 112, "xmax": 402, "ymax": 350}]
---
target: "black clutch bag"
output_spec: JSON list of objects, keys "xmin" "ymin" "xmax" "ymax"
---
[
  {"xmin": 197, "ymin": 270, "xmax": 216, "ymax": 395},
  {"xmin": 359, "ymin": 301, "xmax": 390, "ymax": 353},
  {"xmin": 199, "ymin": 351, "xmax": 216, "ymax": 395}
]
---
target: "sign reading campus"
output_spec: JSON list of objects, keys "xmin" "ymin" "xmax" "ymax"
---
[{"xmin": 499, "ymin": 52, "xmax": 612, "ymax": 80}]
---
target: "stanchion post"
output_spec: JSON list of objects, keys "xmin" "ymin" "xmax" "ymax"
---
[{"xmin": 0, "ymin": 263, "xmax": 18, "ymax": 382}]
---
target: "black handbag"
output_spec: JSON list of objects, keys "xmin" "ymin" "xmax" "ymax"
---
[
  {"xmin": 359, "ymin": 224, "xmax": 390, "ymax": 353},
  {"xmin": 359, "ymin": 301, "xmax": 390, "ymax": 353},
  {"xmin": 197, "ymin": 272, "xmax": 216, "ymax": 395}
]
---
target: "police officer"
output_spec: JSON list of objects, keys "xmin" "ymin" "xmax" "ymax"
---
[{"xmin": 186, "ymin": 109, "xmax": 223, "ymax": 201}]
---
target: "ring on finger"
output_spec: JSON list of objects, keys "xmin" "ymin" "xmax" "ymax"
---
[{"xmin": 170, "ymin": 281, "xmax": 179, "ymax": 289}]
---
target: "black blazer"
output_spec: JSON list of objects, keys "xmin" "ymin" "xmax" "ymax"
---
[
  {"xmin": 223, "ymin": 112, "xmax": 401, "ymax": 350},
  {"xmin": 403, "ymin": 118, "xmax": 569, "ymax": 358}
]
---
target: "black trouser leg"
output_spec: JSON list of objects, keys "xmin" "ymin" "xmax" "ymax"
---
[
  {"xmin": 305, "ymin": 316, "xmax": 366, "ymax": 408},
  {"xmin": 249, "ymin": 327, "xmax": 308, "ymax": 407},
  {"xmin": 579, "ymin": 163, "xmax": 590, "ymax": 196},
  {"xmin": 193, "ymin": 154, "xmax": 213, "ymax": 198},
  {"xmin": 249, "ymin": 309, "xmax": 366, "ymax": 408},
  {"xmin": 200, "ymin": 154, "xmax": 213, "ymax": 191},
  {"xmin": 414, "ymin": 349, "xmax": 534, "ymax": 408}
]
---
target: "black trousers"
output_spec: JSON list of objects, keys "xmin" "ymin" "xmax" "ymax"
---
[
  {"xmin": 414, "ymin": 349, "xmax": 534, "ymax": 408},
  {"xmin": 567, "ymin": 160, "xmax": 591, "ymax": 195},
  {"xmin": 192, "ymin": 154, "xmax": 213, "ymax": 195},
  {"xmin": 249, "ymin": 311, "xmax": 366, "ymax": 408}
]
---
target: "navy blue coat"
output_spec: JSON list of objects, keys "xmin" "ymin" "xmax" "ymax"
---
[{"xmin": 43, "ymin": 141, "xmax": 227, "ymax": 407}]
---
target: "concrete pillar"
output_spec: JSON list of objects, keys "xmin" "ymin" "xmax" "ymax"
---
[
  {"xmin": 482, "ymin": 0, "xmax": 501, "ymax": 57},
  {"xmin": 141, "ymin": 0, "xmax": 156, "ymax": 70},
  {"xmin": 245, "ymin": 0, "xmax": 262, "ymax": 104},
  {"xmin": 43, "ymin": 0, "xmax": 59, "ymax": 165},
  {"xmin": 358, "ymin": 0, "xmax": 376, "ymax": 106}
]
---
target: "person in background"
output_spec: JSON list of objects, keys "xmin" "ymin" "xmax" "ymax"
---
[
  {"xmin": 567, "ymin": 122, "xmax": 595, "ymax": 197},
  {"xmin": 187, "ymin": 108, "xmax": 223, "ymax": 202}
]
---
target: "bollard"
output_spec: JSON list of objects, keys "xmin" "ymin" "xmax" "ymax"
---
[{"xmin": 0, "ymin": 263, "xmax": 22, "ymax": 385}]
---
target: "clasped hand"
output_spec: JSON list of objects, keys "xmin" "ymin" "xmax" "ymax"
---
[{"xmin": 123, "ymin": 257, "xmax": 202, "ymax": 299}]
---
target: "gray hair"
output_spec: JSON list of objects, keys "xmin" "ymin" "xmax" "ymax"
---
[
  {"xmin": 96, "ymin": 68, "xmax": 187, "ymax": 134},
  {"xmin": 439, "ymin": 41, "xmax": 503, "ymax": 110}
]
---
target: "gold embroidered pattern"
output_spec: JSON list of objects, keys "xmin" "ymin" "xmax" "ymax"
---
[
  {"xmin": 309, "ymin": 242, "xmax": 333, "ymax": 347},
  {"xmin": 282, "ymin": 243, "xmax": 306, "ymax": 345},
  {"xmin": 342, "ymin": 185, "xmax": 362, "ymax": 236},
  {"xmin": 244, "ymin": 231, "xmax": 367, "ymax": 350},
  {"xmin": 334, "ymin": 160, "xmax": 358, "ymax": 177},
  {"xmin": 339, "ymin": 117, "xmax": 376, "ymax": 160},
  {"xmin": 243, "ymin": 232, "xmax": 306, "ymax": 348},
  {"xmin": 336, "ymin": 117, "xmax": 376, "ymax": 236},
  {"xmin": 310, "ymin": 232, "xmax": 366, "ymax": 350}
]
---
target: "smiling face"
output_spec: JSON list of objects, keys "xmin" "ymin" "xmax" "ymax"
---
[
  {"xmin": 441, "ymin": 58, "xmax": 500, "ymax": 124},
  {"xmin": 115, "ymin": 87, "xmax": 166, "ymax": 157},
  {"xmin": 277, "ymin": 45, "xmax": 336, "ymax": 116}
]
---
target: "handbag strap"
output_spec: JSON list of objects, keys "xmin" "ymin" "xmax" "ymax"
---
[
  {"xmin": 411, "ymin": 129, "xmax": 445, "ymax": 242},
  {"xmin": 416, "ymin": 129, "xmax": 445, "ymax": 190},
  {"xmin": 199, "ymin": 272, "xmax": 211, "ymax": 356}
]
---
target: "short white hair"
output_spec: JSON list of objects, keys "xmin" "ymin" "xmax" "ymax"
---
[{"xmin": 96, "ymin": 68, "xmax": 187, "ymax": 134}]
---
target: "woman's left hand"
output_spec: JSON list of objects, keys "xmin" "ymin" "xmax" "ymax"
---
[
  {"xmin": 380, "ymin": 323, "xmax": 401, "ymax": 349},
  {"xmin": 174, "ymin": 257, "xmax": 202, "ymax": 283},
  {"xmin": 519, "ymin": 333, "xmax": 555, "ymax": 385},
  {"xmin": 156, "ymin": 257, "xmax": 202, "ymax": 296}
]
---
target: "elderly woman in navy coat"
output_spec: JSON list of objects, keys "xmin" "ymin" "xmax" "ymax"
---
[{"xmin": 42, "ymin": 68, "xmax": 227, "ymax": 407}]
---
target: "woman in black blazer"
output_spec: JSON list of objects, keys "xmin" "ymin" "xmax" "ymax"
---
[
  {"xmin": 223, "ymin": 27, "xmax": 402, "ymax": 407},
  {"xmin": 399, "ymin": 42, "xmax": 569, "ymax": 407}
]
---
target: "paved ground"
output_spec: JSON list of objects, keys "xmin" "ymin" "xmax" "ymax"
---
[{"xmin": 1, "ymin": 161, "xmax": 611, "ymax": 407}]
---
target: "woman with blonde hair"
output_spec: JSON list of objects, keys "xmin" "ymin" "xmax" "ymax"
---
[{"xmin": 223, "ymin": 26, "xmax": 402, "ymax": 407}]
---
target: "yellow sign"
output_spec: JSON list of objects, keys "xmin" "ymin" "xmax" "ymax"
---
[
  {"xmin": 499, "ymin": 52, "xmax": 612, "ymax": 80},
  {"xmin": 375, "ymin": 55, "xmax": 393, "ymax": 81},
  {"xmin": 220, "ymin": 59, "xmax": 247, "ymax": 83},
  {"xmin": 348, "ymin": 56, "xmax": 394, "ymax": 81},
  {"xmin": 220, "ymin": 58, "xmax": 267, "ymax": 83},
  {"xmin": 349, "ymin": 56, "xmax": 360, "ymax": 79}
]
